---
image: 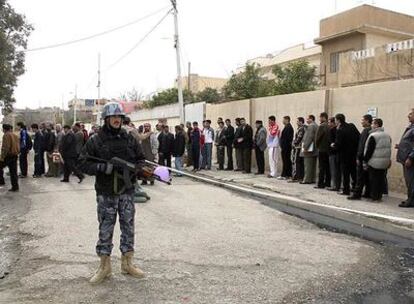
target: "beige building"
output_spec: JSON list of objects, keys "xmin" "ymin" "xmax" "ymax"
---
[
  {"xmin": 180, "ymin": 74, "xmax": 228, "ymax": 93},
  {"xmin": 315, "ymin": 5, "xmax": 414, "ymax": 88},
  {"xmin": 236, "ymin": 43, "xmax": 322, "ymax": 79}
]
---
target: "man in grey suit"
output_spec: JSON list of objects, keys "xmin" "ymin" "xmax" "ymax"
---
[
  {"xmin": 301, "ymin": 115, "xmax": 318, "ymax": 184},
  {"xmin": 254, "ymin": 120, "xmax": 267, "ymax": 175}
]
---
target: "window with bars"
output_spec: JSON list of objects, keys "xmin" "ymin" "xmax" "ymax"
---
[{"xmin": 330, "ymin": 52, "xmax": 340, "ymax": 73}]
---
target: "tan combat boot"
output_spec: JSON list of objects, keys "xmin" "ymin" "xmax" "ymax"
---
[
  {"xmin": 89, "ymin": 255, "xmax": 112, "ymax": 284},
  {"xmin": 121, "ymin": 252, "xmax": 145, "ymax": 278}
]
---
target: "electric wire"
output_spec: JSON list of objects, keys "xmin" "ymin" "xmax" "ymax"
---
[
  {"xmin": 25, "ymin": 6, "xmax": 170, "ymax": 52},
  {"xmin": 104, "ymin": 9, "xmax": 173, "ymax": 72}
]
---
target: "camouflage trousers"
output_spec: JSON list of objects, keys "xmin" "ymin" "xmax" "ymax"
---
[{"xmin": 96, "ymin": 193, "xmax": 135, "ymax": 256}]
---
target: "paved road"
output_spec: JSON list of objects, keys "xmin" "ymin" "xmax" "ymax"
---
[{"xmin": 0, "ymin": 176, "xmax": 413, "ymax": 303}]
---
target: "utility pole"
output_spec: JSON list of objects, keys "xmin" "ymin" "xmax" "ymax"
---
[
  {"xmin": 73, "ymin": 84, "xmax": 78, "ymax": 124},
  {"xmin": 188, "ymin": 61, "xmax": 191, "ymax": 92},
  {"xmin": 97, "ymin": 53, "xmax": 101, "ymax": 125},
  {"xmin": 61, "ymin": 94, "xmax": 65, "ymax": 125},
  {"xmin": 171, "ymin": 0, "xmax": 185, "ymax": 124}
]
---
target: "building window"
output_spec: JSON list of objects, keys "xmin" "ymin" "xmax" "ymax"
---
[{"xmin": 330, "ymin": 52, "xmax": 340, "ymax": 73}]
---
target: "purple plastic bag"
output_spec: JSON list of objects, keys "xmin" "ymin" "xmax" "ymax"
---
[{"xmin": 154, "ymin": 166, "xmax": 171, "ymax": 183}]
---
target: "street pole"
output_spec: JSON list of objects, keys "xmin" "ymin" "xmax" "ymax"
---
[
  {"xmin": 188, "ymin": 61, "xmax": 191, "ymax": 92},
  {"xmin": 171, "ymin": 0, "xmax": 185, "ymax": 124},
  {"xmin": 74, "ymin": 84, "xmax": 77, "ymax": 124},
  {"xmin": 97, "ymin": 53, "xmax": 101, "ymax": 125},
  {"xmin": 61, "ymin": 94, "xmax": 65, "ymax": 126}
]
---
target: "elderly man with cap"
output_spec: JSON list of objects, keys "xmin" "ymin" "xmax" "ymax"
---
[
  {"xmin": 79, "ymin": 102, "xmax": 146, "ymax": 284},
  {"xmin": 139, "ymin": 123, "xmax": 158, "ymax": 185}
]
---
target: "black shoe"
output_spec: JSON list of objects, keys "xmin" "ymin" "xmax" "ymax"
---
[
  {"xmin": 340, "ymin": 191, "xmax": 350, "ymax": 196},
  {"xmin": 141, "ymin": 180, "xmax": 148, "ymax": 185},
  {"xmin": 300, "ymin": 181, "xmax": 312, "ymax": 184},
  {"xmin": 255, "ymin": 172, "xmax": 264, "ymax": 175},
  {"xmin": 8, "ymin": 188, "xmax": 19, "ymax": 192},
  {"xmin": 347, "ymin": 195, "xmax": 361, "ymax": 200},
  {"xmin": 326, "ymin": 187, "xmax": 339, "ymax": 191},
  {"xmin": 399, "ymin": 201, "xmax": 414, "ymax": 208},
  {"xmin": 225, "ymin": 168, "xmax": 233, "ymax": 171},
  {"xmin": 60, "ymin": 179, "xmax": 69, "ymax": 183},
  {"xmin": 18, "ymin": 174, "xmax": 27, "ymax": 178},
  {"xmin": 150, "ymin": 180, "xmax": 155, "ymax": 185},
  {"xmin": 314, "ymin": 185, "xmax": 325, "ymax": 189},
  {"xmin": 78, "ymin": 175, "xmax": 84, "ymax": 184}
]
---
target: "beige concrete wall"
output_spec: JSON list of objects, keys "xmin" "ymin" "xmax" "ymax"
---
[
  {"xmin": 252, "ymin": 90, "xmax": 326, "ymax": 124},
  {"xmin": 206, "ymin": 99, "xmax": 251, "ymax": 125},
  {"xmin": 330, "ymin": 78, "xmax": 414, "ymax": 192}
]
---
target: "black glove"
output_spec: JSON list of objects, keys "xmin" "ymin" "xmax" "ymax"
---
[{"xmin": 96, "ymin": 163, "xmax": 113, "ymax": 175}]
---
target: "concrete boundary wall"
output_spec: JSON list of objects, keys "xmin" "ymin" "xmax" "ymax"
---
[
  {"xmin": 127, "ymin": 78, "xmax": 414, "ymax": 193},
  {"xmin": 185, "ymin": 102, "xmax": 205, "ymax": 125},
  {"xmin": 330, "ymin": 78, "xmax": 414, "ymax": 192}
]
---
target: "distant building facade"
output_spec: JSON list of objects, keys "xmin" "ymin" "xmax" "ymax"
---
[
  {"xmin": 237, "ymin": 5, "xmax": 414, "ymax": 89},
  {"xmin": 180, "ymin": 74, "xmax": 228, "ymax": 93},
  {"xmin": 235, "ymin": 43, "xmax": 322, "ymax": 80},
  {"xmin": 314, "ymin": 5, "xmax": 414, "ymax": 87}
]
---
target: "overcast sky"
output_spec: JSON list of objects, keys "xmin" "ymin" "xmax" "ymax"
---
[{"xmin": 8, "ymin": 0, "xmax": 414, "ymax": 109}]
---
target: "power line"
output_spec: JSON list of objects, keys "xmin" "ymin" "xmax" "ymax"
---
[
  {"xmin": 104, "ymin": 9, "xmax": 173, "ymax": 72},
  {"xmin": 25, "ymin": 6, "xmax": 170, "ymax": 52}
]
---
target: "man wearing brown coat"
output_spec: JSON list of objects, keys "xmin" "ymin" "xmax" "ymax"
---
[{"xmin": 0, "ymin": 124, "xmax": 20, "ymax": 191}]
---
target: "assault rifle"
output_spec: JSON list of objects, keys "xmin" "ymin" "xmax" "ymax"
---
[{"xmin": 86, "ymin": 156, "xmax": 171, "ymax": 194}]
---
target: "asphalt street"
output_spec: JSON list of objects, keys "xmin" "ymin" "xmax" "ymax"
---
[{"xmin": 0, "ymin": 175, "xmax": 413, "ymax": 304}]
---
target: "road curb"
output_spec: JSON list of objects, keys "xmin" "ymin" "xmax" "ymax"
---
[{"xmin": 180, "ymin": 170, "xmax": 414, "ymax": 247}]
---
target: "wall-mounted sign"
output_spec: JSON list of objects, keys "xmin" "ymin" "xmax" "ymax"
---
[{"xmin": 367, "ymin": 107, "xmax": 378, "ymax": 118}]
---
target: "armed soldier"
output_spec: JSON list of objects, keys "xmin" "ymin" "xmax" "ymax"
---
[{"xmin": 79, "ymin": 102, "xmax": 146, "ymax": 284}]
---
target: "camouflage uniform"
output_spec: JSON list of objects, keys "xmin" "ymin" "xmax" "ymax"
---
[
  {"xmin": 96, "ymin": 194, "xmax": 135, "ymax": 256},
  {"xmin": 79, "ymin": 123, "xmax": 145, "ymax": 257}
]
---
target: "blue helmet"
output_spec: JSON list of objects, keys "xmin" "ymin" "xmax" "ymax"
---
[{"xmin": 101, "ymin": 102, "xmax": 125, "ymax": 120}]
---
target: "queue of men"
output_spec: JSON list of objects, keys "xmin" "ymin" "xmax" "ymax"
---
[
  {"xmin": 177, "ymin": 111, "xmax": 414, "ymax": 207},
  {"xmin": 2, "ymin": 109, "xmax": 414, "ymax": 209}
]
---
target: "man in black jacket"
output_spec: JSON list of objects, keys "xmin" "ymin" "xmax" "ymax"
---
[
  {"xmin": 60, "ymin": 125, "xmax": 84, "ymax": 183},
  {"xmin": 44, "ymin": 122, "xmax": 58, "ymax": 177},
  {"xmin": 348, "ymin": 114, "xmax": 372, "ymax": 200},
  {"xmin": 31, "ymin": 123, "xmax": 44, "ymax": 178},
  {"xmin": 79, "ymin": 102, "xmax": 146, "ymax": 284},
  {"xmin": 233, "ymin": 118, "xmax": 244, "ymax": 171},
  {"xmin": 279, "ymin": 116, "xmax": 294, "ymax": 179},
  {"xmin": 238, "ymin": 118, "xmax": 253, "ymax": 174},
  {"xmin": 327, "ymin": 118, "xmax": 339, "ymax": 191},
  {"xmin": 224, "ymin": 119, "xmax": 235, "ymax": 170},
  {"xmin": 333, "ymin": 114, "xmax": 360, "ymax": 195},
  {"xmin": 315, "ymin": 112, "xmax": 330, "ymax": 188},
  {"xmin": 158, "ymin": 125, "xmax": 175, "ymax": 168},
  {"xmin": 173, "ymin": 125, "xmax": 186, "ymax": 176}
]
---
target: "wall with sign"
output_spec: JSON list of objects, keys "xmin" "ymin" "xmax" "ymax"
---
[{"xmin": 330, "ymin": 78, "xmax": 414, "ymax": 192}]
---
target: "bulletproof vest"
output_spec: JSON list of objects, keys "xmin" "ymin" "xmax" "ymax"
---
[{"xmin": 94, "ymin": 128, "xmax": 136, "ymax": 194}]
